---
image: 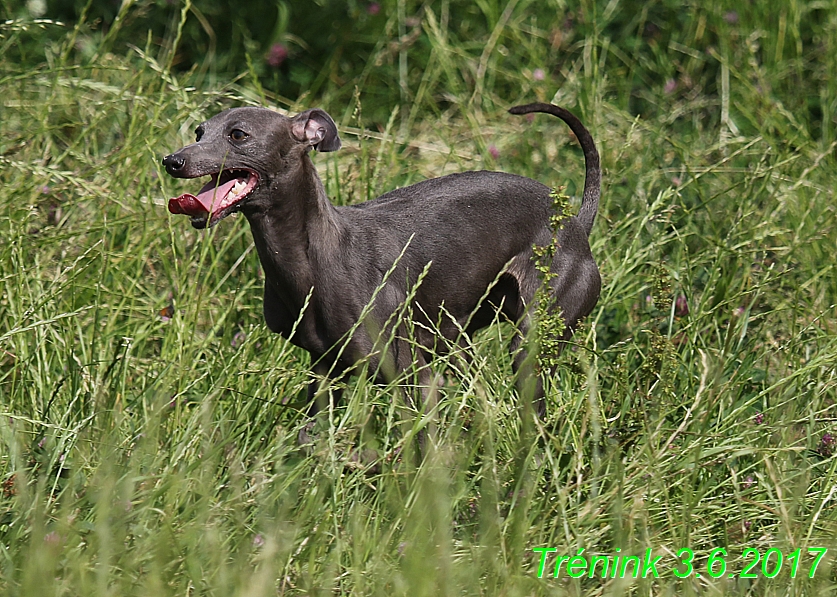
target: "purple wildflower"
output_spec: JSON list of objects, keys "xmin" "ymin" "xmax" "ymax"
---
[
  {"xmin": 675, "ymin": 295, "xmax": 689, "ymax": 317},
  {"xmin": 819, "ymin": 433, "xmax": 835, "ymax": 457},
  {"xmin": 267, "ymin": 43, "xmax": 288, "ymax": 68}
]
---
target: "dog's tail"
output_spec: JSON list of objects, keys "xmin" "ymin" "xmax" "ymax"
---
[{"xmin": 508, "ymin": 103, "xmax": 600, "ymax": 238}]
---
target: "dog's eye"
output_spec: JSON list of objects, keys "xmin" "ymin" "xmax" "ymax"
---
[
  {"xmin": 195, "ymin": 126, "xmax": 204, "ymax": 142},
  {"xmin": 230, "ymin": 129, "xmax": 248, "ymax": 142}
]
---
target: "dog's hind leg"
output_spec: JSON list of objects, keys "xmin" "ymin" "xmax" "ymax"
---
[{"xmin": 509, "ymin": 319, "xmax": 546, "ymax": 418}]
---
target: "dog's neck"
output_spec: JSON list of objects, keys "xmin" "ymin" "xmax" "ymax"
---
[{"xmin": 244, "ymin": 155, "xmax": 342, "ymax": 314}]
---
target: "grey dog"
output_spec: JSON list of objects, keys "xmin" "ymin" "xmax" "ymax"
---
[{"xmin": 163, "ymin": 102, "xmax": 600, "ymax": 414}]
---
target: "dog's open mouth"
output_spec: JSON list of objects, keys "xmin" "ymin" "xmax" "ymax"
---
[{"xmin": 168, "ymin": 169, "xmax": 259, "ymax": 229}]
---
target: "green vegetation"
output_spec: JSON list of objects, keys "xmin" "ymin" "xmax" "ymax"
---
[{"xmin": 1, "ymin": 1, "xmax": 836, "ymax": 594}]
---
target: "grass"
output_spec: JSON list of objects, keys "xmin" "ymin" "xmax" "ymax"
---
[{"xmin": 1, "ymin": 2, "xmax": 837, "ymax": 595}]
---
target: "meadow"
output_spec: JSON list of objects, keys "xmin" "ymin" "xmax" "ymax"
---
[{"xmin": 1, "ymin": 1, "xmax": 836, "ymax": 595}]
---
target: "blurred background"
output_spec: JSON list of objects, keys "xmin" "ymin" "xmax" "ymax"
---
[{"xmin": 5, "ymin": 0, "xmax": 835, "ymax": 140}]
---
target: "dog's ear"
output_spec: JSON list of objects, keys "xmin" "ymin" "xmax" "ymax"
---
[{"xmin": 291, "ymin": 109, "xmax": 342, "ymax": 152}]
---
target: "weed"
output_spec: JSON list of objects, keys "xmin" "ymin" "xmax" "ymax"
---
[{"xmin": 531, "ymin": 188, "xmax": 571, "ymax": 373}]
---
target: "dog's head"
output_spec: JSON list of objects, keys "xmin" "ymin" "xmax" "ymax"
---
[{"xmin": 162, "ymin": 107, "xmax": 340, "ymax": 229}]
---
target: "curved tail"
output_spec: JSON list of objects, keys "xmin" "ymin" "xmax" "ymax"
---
[{"xmin": 508, "ymin": 103, "xmax": 600, "ymax": 237}]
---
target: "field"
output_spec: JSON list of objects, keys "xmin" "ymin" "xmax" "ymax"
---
[{"xmin": 1, "ymin": 1, "xmax": 836, "ymax": 595}]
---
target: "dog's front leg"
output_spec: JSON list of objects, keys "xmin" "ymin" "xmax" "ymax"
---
[
  {"xmin": 306, "ymin": 359, "xmax": 343, "ymax": 416},
  {"xmin": 297, "ymin": 360, "xmax": 343, "ymax": 447}
]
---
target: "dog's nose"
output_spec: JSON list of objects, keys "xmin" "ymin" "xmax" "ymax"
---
[{"xmin": 162, "ymin": 154, "xmax": 186, "ymax": 174}]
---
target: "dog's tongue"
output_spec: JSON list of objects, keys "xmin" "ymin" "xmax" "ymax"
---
[{"xmin": 168, "ymin": 177, "xmax": 239, "ymax": 216}]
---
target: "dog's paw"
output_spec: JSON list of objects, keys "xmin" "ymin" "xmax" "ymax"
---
[{"xmin": 296, "ymin": 419, "xmax": 317, "ymax": 450}]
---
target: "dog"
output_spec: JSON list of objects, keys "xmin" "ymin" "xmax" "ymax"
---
[{"xmin": 163, "ymin": 102, "xmax": 600, "ymax": 415}]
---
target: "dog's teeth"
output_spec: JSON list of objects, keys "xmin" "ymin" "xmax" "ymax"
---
[{"xmin": 230, "ymin": 180, "xmax": 247, "ymax": 197}]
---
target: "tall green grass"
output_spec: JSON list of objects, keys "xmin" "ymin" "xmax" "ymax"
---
[{"xmin": 1, "ymin": 2, "xmax": 836, "ymax": 595}]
